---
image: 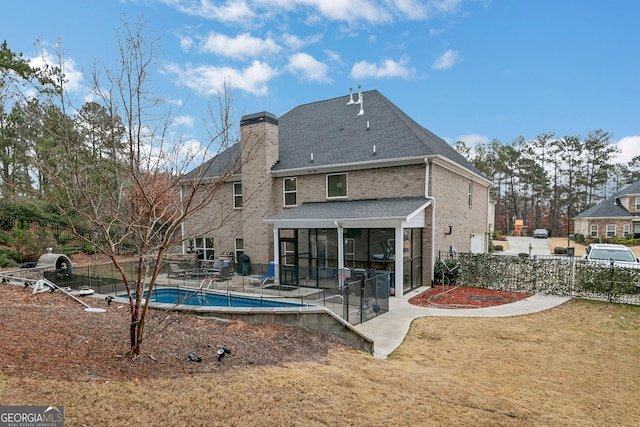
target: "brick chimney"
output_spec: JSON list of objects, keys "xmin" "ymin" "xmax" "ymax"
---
[{"xmin": 239, "ymin": 112, "xmax": 278, "ymax": 264}]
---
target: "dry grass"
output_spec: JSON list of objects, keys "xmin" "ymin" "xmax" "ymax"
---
[{"xmin": 2, "ymin": 299, "xmax": 639, "ymax": 426}]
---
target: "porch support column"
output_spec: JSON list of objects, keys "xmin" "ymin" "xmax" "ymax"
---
[
  {"xmin": 335, "ymin": 222, "xmax": 344, "ymax": 269},
  {"xmin": 272, "ymin": 226, "xmax": 280, "ymax": 284},
  {"xmin": 394, "ymin": 226, "xmax": 404, "ymax": 297},
  {"xmin": 335, "ymin": 221, "xmax": 345, "ymax": 288}
]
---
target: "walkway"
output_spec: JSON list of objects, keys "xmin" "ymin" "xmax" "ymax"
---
[{"xmin": 354, "ymin": 286, "xmax": 571, "ymax": 359}]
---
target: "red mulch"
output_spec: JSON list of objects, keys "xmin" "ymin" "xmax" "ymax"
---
[{"xmin": 409, "ymin": 285, "xmax": 533, "ymax": 309}]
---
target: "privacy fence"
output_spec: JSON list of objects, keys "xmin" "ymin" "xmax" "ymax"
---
[{"xmin": 437, "ymin": 252, "xmax": 640, "ymax": 305}]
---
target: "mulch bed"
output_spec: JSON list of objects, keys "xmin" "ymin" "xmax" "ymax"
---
[{"xmin": 409, "ymin": 285, "xmax": 533, "ymax": 309}]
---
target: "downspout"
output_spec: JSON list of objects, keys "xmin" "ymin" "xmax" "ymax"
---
[{"xmin": 425, "ymin": 159, "xmax": 436, "ymax": 285}]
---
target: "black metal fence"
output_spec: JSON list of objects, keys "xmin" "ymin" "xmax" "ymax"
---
[
  {"xmin": 45, "ymin": 260, "xmax": 391, "ymax": 325},
  {"xmin": 438, "ymin": 251, "xmax": 640, "ymax": 305}
]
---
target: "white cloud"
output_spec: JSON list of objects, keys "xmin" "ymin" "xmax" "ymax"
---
[
  {"xmin": 391, "ymin": 0, "xmax": 428, "ymax": 19},
  {"xmin": 287, "ymin": 52, "xmax": 331, "ymax": 82},
  {"xmin": 613, "ymin": 136, "xmax": 640, "ymax": 164},
  {"xmin": 160, "ymin": 0, "xmax": 255, "ymax": 24},
  {"xmin": 428, "ymin": 0, "xmax": 462, "ymax": 14},
  {"xmin": 457, "ymin": 134, "xmax": 490, "ymax": 147},
  {"xmin": 165, "ymin": 0, "xmax": 395, "ymax": 25},
  {"xmin": 174, "ymin": 115, "xmax": 196, "ymax": 127},
  {"xmin": 432, "ymin": 49, "xmax": 460, "ymax": 70},
  {"xmin": 350, "ymin": 56, "xmax": 415, "ymax": 79},
  {"xmin": 178, "ymin": 35, "xmax": 194, "ymax": 51},
  {"xmin": 200, "ymin": 32, "xmax": 281, "ymax": 59},
  {"xmin": 281, "ymin": 32, "xmax": 323, "ymax": 50},
  {"xmin": 29, "ymin": 50, "xmax": 84, "ymax": 94},
  {"xmin": 309, "ymin": 0, "xmax": 392, "ymax": 23},
  {"xmin": 323, "ymin": 49, "xmax": 343, "ymax": 65},
  {"xmin": 165, "ymin": 60, "xmax": 277, "ymax": 96}
]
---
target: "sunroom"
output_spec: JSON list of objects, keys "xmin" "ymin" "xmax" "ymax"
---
[{"xmin": 264, "ymin": 197, "xmax": 432, "ymax": 297}]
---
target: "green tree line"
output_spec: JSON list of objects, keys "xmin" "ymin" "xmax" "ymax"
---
[{"xmin": 455, "ymin": 133, "xmax": 640, "ymax": 237}]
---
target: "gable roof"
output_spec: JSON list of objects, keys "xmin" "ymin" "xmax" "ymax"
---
[
  {"xmin": 575, "ymin": 180, "xmax": 640, "ymax": 219},
  {"xmin": 188, "ymin": 89, "xmax": 487, "ymax": 181},
  {"xmin": 273, "ymin": 90, "xmax": 484, "ymax": 178}
]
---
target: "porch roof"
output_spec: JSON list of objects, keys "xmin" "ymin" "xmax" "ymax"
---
[{"xmin": 264, "ymin": 196, "xmax": 430, "ymax": 228}]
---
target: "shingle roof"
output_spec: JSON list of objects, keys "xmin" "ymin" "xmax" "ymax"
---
[
  {"xmin": 575, "ymin": 180, "xmax": 640, "ymax": 219},
  {"xmin": 265, "ymin": 197, "xmax": 429, "ymax": 222},
  {"xmin": 273, "ymin": 90, "xmax": 483, "ymax": 176},
  {"xmin": 189, "ymin": 89, "xmax": 485, "ymax": 180},
  {"xmin": 185, "ymin": 143, "xmax": 241, "ymax": 179}
]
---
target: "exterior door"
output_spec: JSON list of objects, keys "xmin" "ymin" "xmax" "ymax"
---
[{"xmin": 279, "ymin": 239, "xmax": 297, "ymax": 286}]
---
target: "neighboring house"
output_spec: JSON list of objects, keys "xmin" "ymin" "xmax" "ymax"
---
[
  {"xmin": 574, "ymin": 180, "xmax": 640, "ymax": 239},
  {"xmin": 183, "ymin": 89, "xmax": 492, "ymax": 297}
]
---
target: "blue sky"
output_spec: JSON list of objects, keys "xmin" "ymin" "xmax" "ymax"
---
[{"xmin": 4, "ymin": 0, "xmax": 640, "ymax": 163}]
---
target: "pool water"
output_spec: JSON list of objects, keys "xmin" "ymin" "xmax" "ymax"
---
[{"xmin": 124, "ymin": 287, "xmax": 308, "ymax": 308}]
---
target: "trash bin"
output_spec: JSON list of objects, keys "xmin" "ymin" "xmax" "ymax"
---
[
  {"xmin": 566, "ymin": 247, "xmax": 575, "ymax": 257},
  {"xmin": 237, "ymin": 253, "xmax": 251, "ymax": 276}
]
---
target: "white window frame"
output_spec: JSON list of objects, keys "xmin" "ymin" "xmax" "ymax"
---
[
  {"xmin": 235, "ymin": 238, "xmax": 244, "ymax": 260},
  {"xmin": 623, "ymin": 224, "xmax": 630, "ymax": 236},
  {"xmin": 590, "ymin": 225, "xmax": 598, "ymax": 238},
  {"xmin": 468, "ymin": 182, "xmax": 473, "ymax": 208},
  {"xmin": 191, "ymin": 237, "xmax": 214, "ymax": 260},
  {"xmin": 283, "ymin": 177, "xmax": 297, "ymax": 207},
  {"xmin": 635, "ymin": 198, "xmax": 640, "ymax": 211},
  {"xmin": 606, "ymin": 224, "xmax": 616, "ymax": 238},
  {"xmin": 326, "ymin": 173, "xmax": 348, "ymax": 199},
  {"xmin": 233, "ymin": 182, "xmax": 242, "ymax": 209}
]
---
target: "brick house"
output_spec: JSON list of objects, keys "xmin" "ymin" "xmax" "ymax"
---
[
  {"xmin": 183, "ymin": 89, "xmax": 492, "ymax": 297},
  {"xmin": 574, "ymin": 180, "xmax": 640, "ymax": 239}
]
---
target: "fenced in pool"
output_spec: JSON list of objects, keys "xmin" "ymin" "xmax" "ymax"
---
[{"xmin": 124, "ymin": 287, "xmax": 311, "ymax": 308}]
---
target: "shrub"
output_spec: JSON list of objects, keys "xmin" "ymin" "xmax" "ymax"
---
[
  {"xmin": 554, "ymin": 247, "xmax": 567, "ymax": 254},
  {"xmin": 575, "ymin": 233, "xmax": 585, "ymax": 243},
  {"xmin": 434, "ymin": 258, "xmax": 460, "ymax": 285},
  {"xmin": 494, "ymin": 244, "xmax": 503, "ymax": 251},
  {"xmin": 0, "ymin": 248, "xmax": 18, "ymax": 267},
  {"xmin": 11, "ymin": 224, "xmax": 57, "ymax": 263}
]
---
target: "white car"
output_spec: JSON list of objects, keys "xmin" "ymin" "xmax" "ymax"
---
[
  {"xmin": 582, "ymin": 243, "xmax": 640, "ymax": 268},
  {"xmin": 533, "ymin": 229, "xmax": 549, "ymax": 239}
]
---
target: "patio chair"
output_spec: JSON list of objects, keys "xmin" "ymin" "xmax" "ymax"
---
[
  {"xmin": 212, "ymin": 265, "xmax": 231, "ymax": 281},
  {"xmin": 248, "ymin": 262, "xmax": 275, "ymax": 287},
  {"xmin": 168, "ymin": 263, "xmax": 188, "ymax": 278}
]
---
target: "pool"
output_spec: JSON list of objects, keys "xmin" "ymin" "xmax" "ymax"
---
[{"xmin": 123, "ymin": 287, "xmax": 309, "ymax": 308}]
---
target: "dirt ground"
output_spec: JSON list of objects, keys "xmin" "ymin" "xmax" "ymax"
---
[
  {"xmin": 2, "ymin": 279, "xmax": 640, "ymax": 426},
  {"xmin": 0, "ymin": 284, "xmax": 350, "ymax": 380},
  {"xmin": 0, "ymin": 280, "xmax": 525, "ymax": 381}
]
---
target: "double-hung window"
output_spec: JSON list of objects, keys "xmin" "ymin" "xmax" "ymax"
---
[
  {"xmin": 606, "ymin": 224, "xmax": 616, "ymax": 238},
  {"xmin": 327, "ymin": 173, "xmax": 347, "ymax": 198},
  {"xmin": 283, "ymin": 177, "xmax": 297, "ymax": 207},
  {"xmin": 590, "ymin": 224, "xmax": 598, "ymax": 238},
  {"xmin": 233, "ymin": 182, "xmax": 242, "ymax": 209}
]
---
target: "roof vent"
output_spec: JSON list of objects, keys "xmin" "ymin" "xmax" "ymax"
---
[
  {"xmin": 355, "ymin": 84, "xmax": 362, "ymax": 105},
  {"xmin": 346, "ymin": 87, "xmax": 355, "ymax": 105},
  {"xmin": 310, "ymin": 153, "xmax": 314, "ymax": 162},
  {"xmin": 357, "ymin": 92, "xmax": 364, "ymax": 116}
]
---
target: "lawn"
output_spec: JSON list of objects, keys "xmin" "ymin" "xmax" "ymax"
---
[{"xmin": 1, "ymin": 290, "xmax": 639, "ymax": 426}]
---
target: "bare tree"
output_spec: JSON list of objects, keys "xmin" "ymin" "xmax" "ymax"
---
[{"xmin": 33, "ymin": 18, "xmax": 255, "ymax": 357}]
